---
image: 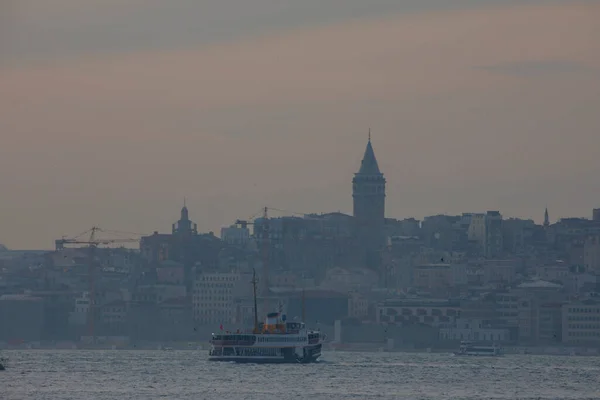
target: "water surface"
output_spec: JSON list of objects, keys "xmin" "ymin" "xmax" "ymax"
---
[{"xmin": 1, "ymin": 350, "xmax": 599, "ymax": 399}]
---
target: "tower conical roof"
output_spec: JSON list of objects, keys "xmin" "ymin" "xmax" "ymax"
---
[
  {"xmin": 358, "ymin": 138, "xmax": 381, "ymax": 175},
  {"xmin": 181, "ymin": 198, "xmax": 189, "ymax": 221}
]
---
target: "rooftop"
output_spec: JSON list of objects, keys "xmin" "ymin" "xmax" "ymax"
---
[
  {"xmin": 517, "ymin": 279, "xmax": 563, "ymax": 289},
  {"xmin": 0, "ymin": 294, "xmax": 43, "ymax": 301},
  {"xmin": 381, "ymin": 298, "xmax": 461, "ymax": 307}
]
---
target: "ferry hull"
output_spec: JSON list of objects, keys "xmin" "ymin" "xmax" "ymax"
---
[
  {"xmin": 208, "ymin": 353, "xmax": 321, "ymax": 364},
  {"xmin": 208, "ymin": 344, "xmax": 322, "ymax": 364}
]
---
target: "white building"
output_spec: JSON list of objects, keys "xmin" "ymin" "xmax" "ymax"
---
[
  {"xmin": 467, "ymin": 212, "xmax": 503, "ymax": 258},
  {"xmin": 562, "ymin": 301, "xmax": 600, "ymax": 346},
  {"xmin": 468, "ymin": 214, "xmax": 486, "ymax": 247},
  {"xmin": 69, "ymin": 292, "xmax": 90, "ymax": 326},
  {"xmin": 348, "ymin": 291, "xmax": 369, "ymax": 319},
  {"xmin": 193, "ymin": 272, "xmax": 252, "ymax": 325},
  {"xmin": 220, "ymin": 225, "xmax": 250, "ymax": 247},
  {"xmin": 439, "ymin": 318, "xmax": 510, "ymax": 342},
  {"xmin": 484, "ymin": 260, "xmax": 517, "ymax": 285},
  {"xmin": 377, "ymin": 299, "xmax": 461, "ymax": 327},
  {"xmin": 321, "ymin": 267, "xmax": 379, "ymax": 292},
  {"xmin": 133, "ymin": 284, "xmax": 185, "ymax": 303},
  {"xmin": 584, "ymin": 235, "xmax": 600, "ymax": 274}
]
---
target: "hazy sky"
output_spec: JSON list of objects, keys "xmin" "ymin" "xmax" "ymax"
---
[{"xmin": 1, "ymin": 0, "xmax": 599, "ymax": 249}]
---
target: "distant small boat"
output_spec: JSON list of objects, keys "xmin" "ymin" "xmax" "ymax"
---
[
  {"xmin": 454, "ymin": 341, "xmax": 502, "ymax": 356},
  {"xmin": 0, "ymin": 356, "xmax": 7, "ymax": 371}
]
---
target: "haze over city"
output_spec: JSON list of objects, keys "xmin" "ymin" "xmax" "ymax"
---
[
  {"xmin": 1, "ymin": 0, "xmax": 599, "ymax": 249},
  {"xmin": 5, "ymin": 3, "xmax": 600, "ymax": 399}
]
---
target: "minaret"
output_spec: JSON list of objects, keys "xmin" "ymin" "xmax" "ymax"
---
[
  {"xmin": 544, "ymin": 207, "xmax": 550, "ymax": 228},
  {"xmin": 352, "ymin": 130, "xmax": 386, "ymax": 267},
  {"xmin": 171, "ymin": 199, "xmax": 198, "ymax": 296}
]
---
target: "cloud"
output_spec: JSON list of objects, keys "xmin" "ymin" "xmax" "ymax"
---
[
  {"xmin": 0, "ymin": 0, "xmax": 579, "ymax": 68},
  {"xmin": 0, "ymin": 1, "xmax": 599, "ymax": 248}
]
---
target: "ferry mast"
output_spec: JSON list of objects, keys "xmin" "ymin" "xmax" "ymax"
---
[
  {"xmin": 235, "ymin": 206, "xmax": 271, "ymax": 315},
  {"xmin": 260, "ymin": 207, "xmax": 270, "ymax": 311},
  {"xmin": 251, "ymin": 268, "xmax": 259, "ymax": 333},
  {"xmin": 302, "ymin": 288, "xmax": 306, "ymax": 323}
]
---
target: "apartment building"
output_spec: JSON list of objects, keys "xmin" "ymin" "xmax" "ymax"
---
[
  {"xmin": 562, "ymin": 301, "xmax": 600, "ymax": 346},
  {"xmin": 192, "ymin": 272, "xmax": 252, "ymax": 325}
]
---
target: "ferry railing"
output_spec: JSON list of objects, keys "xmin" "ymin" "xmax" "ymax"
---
[{"xmin": 211, "ymin": 339, "xmax": 256, "ymax": 346}]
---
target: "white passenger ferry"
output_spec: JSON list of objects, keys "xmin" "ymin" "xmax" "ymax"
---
[
  {"xmin": 208, "ymin": 270, "xmax": 326, "ymax": 363},
  {"xmin": 454, "ymin": 341, "xmax": 502, "ymax": 356}
]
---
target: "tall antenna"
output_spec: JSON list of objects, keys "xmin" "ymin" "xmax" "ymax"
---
[
  {"xmin": 251, "ymin": 268, "xmax": 259, "ymax": 333},
  {"xmin": 301, "ymin": 288, "xmax": 306, "ymax": 323}
]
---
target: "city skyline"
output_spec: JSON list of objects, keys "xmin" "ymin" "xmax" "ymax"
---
[
  {"xmin": 0, "ymin": 129, "xmax": 598, "ymax": 249},
  {"xmin": 1, "ymin": 0, "xmax": 600, "ymax": 249}
]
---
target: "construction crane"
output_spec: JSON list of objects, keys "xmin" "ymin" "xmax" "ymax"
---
[
  {"xmin": 234, "ymin": 206, "xmax": 323, "ymax": 315},
  {"xmin": 235, "ymin": 207, "xmax": 271, "ymax": 298},
  {"xmin": 234, "ymin": 205, "xmax": 328, "ymax": 282},
  {"xmin": 55, "ymin": 226, "xmax": 141, "ymax": 344},
  {"xmin": 55, "ymin": 226, "xmax": 141, "ymax": 250},
  {"xmin": 234, "ymin": 206, "xmax": 340, "ymax": 315}
]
